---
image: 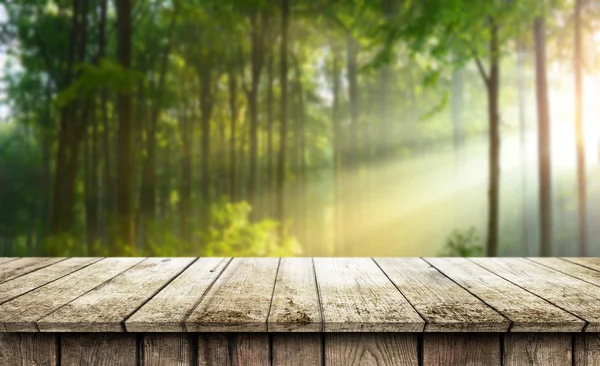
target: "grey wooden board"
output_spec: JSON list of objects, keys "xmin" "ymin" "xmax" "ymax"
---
[
  {"xmin": 426, "ymin": 257, "xmax": 584, "ymax": 332},
  {"xmin": 471, "ymin": 257, "xmax": 600, "ymax": 332},
  {"xmin": 0, "ymin": 333, "xmax": 56, "ymax": 366},
  {"xmin": 529, "ymin": 257, "xmax": 600, "ymax": 286},
  {"xmin": 423, "ymin": 333, "xmax": 500, "ymax": 365},
  {"xmin": 575, "ymin": 334, "xmax": 600, "ymax": 366},
  {"xmin": 0, "ymin": 257, "xmax": 19, "ymax": 265},
  {"xmin": 563, "ymin": 257, "xmax": 600, "ymax": 272},
  {"xmin": 503, "ymin": 333, "xmax": 572, "ymax": 366},
  {"xmin": 0, "ymin": 257, "xmax": 143, "ymax": 332},
  {"xmin": 375, "ymin": 257, "xmax": 509, "ymax": 332},
  {"xmin": 325, "ymin": 333, "xmax": 418, "ymax": 366},
  {"xmin": 186, "ymin": 258, "xmax": 280, "ymax": 332},
  {"xmin": 0, "ymin": 257, "xmax": 65, "ymax": 284},
  {"xmin": 38, "ymin": 257, "xmax": 194, "ymax": 332},
  {"xmin": 144, "ymin": 333, "xmax": 193, "ymax": 366},
  {"xmin": 61, "ymin": 333, "xmax": 136, "ymax": 366},
  {"xmin": 272, "ymin": 333, "xmax": 322, "ymax": 366},
  {"xmin": 268, "ymin": 258, "xmax": 321, "ymax": 332},
  {"xmin": 0, "ymin": 257, "xmax": 101, "ymax": 305},
  {"xmin": 197, "ymin": 333, "xmax": 269, "ymax": 365},
  {"xmin": 314, "ymin": 258, "xmax": 424, "ymax": 332},
  {"xmin": 126, "ymin": 257, "xmax": 230, "ymax": 332}
]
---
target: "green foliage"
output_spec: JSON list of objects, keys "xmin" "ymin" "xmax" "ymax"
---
[
  {"xmin": 201, "ymin": 200, "xmax": 300, "ymax": 257},
  {"xmin": 440, "ymin": 227, "xmax": 483, "ymax": 257}
]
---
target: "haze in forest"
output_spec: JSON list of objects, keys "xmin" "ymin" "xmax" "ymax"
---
[{"xmin": 1, "ymin": 0, "xmax": 599, "ymax": 257}]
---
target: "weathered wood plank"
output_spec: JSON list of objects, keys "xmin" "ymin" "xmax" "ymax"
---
[
  {"xmin": 126, "ymin": 257, "xmax": 230, "ymax": 332},
  {"xmin": 0, "ymin": 257, "xmax": 65, "ymax": 284},
  {"xmin": 197, "ymin": 333, "xmax": 269, "ymax": 365},
  {"xmin": 423, "ymin": 334, "xmax": 500, "ymax": 365},
  {"xmin": 426, "ymin": 257, "xmax": 584, "ymax": 332},
  {"xmin": 529, "ymin": 257, "xmax": 600, "ymax": 286},
  {"xmin": 186, "ymin": 258, "xmax": 280, "ymax": 332},
  {"xmin": 268, "ymin": 258, "xmax": 321, "ymax": 332},
  {"xmin": 562, "ymin": 257, "xmax": 600, "ymax": 272},
  {"xmin": 503, "ymin": 333, "xmax": 572, "ymax": 365},
  {"xmin": 314, "ymin": 258, "xmax": 423, "ymax": 332},
  {"xmin": 0, "ymin": 257, "xmax": 101, "ymax": 305},
  {"xmin": 0, "ymin": 333, "xmax": 56, "ymax": 366},
  {"xmin": 325, "ymin": 333, "xmax": 418, "ymax": 366},
  {"xmin": 575, "ymin": 333, "xmax": 600, "ymax": 366},
  {"xmin": 144, "ymin": 333, "xmax": 193, "ymax": 366},
  {"xmin": 0, "ymin": 257, "xmax": 143, "ymax": 332},
  {"xmin": 375, "ymin": 258, "xmax": 509, "ymax": 332},
  {"xmin": 272, "ymin": 334, "xmax": 322, "ymax": 366},
  {"xmin": 61, "ymin": 333, "xmax": 136, "ymax": 366},
  {"xmin": 38, "ymin": 257, "xmax": 194, "ymax": 332},
  {"xmin": 471, "ymin": 257, "xmax": 600, "ymax": 332},
  {"xmin": 0, "ymin": 257, "xmax": 19, "ymax": 265}
]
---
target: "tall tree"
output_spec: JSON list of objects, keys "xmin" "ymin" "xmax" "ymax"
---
[
  {"xmin": 573, "ymin": 0, "xmax": 588, "ymax": 255},
  {"xmin": 534, "ymin": 14, "xmax": 552, "ymax": 257},
  {"xmin": 277, "ymin": 0, "xmax": 289, "ymax": 240}
]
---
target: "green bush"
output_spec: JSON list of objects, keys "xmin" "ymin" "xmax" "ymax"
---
[{"xmin": 440, "ymin": 227, "xmax": 483, "ymax": 257}]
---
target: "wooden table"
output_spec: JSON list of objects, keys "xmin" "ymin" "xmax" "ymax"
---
[{"xmin": 0, "ymin": 257, "xmax": 599, "ymax": 365}]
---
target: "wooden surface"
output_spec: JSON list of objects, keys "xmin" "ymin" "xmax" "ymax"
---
[{"xmin": 0, "ymin": 257, "xmax": 600, "ymax": 333}]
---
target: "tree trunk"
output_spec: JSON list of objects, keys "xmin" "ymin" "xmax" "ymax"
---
[
  {"xmin": 199, "ymin": 63, "xmax": 213, "ymax": 242},
  {"xmin": 266, "ymin": 53, "xmax": 275, "ymax": 217},
  {"xmin": 486, "ymin": 20, "xmax": 501, "ymax": 257},
  {"xmin": 451, "ymin": 67, "xmax": 465, "ymax": 163},
  {"xmin": 247, "ymin": 12, "xmax": 267, "ymax": 219},
  {"xmin": 332, "ymin": 51, "xmax": 342, "ymax": 256},
  {"xmin": 574, "ymin": 0, "xmax": 588, "ymax": 255},
  {"xmin": 345, "ymin": 34, "xmax": 359, "ymax": 255},
  {"xmin": 276, "ymin": 0, "xmax": 289, "ymax": 241},
  {"xmin": 516, "ymin": 36, "xmax": 529, "ymax": 251},
  {"xmin": 116, "ymin": 0, "xmax": 134, "ymax": 253},
  {"xmin": 179, "ymin": 107, "xmax": 193, "ymax": 244},
  {"xmin": 534, "ymin": 16, "xmax": 552, "ymax": 257},
  {"xmin": 228, "ymin": 65, "xmax": 238, "ymax": 202},
  {"xmin": 138, "ymin": 8, "xmax": 178, "ymax": 247}
]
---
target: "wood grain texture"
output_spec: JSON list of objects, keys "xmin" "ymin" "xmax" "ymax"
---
[
  {"xmin": 272, "ymin": 333, "xmax": 322, "ymax": 366},
  {"xmin": 314, "ymin": 258, "xmax": 424, "ymax": 332},
  {"xmin": 126, "ymin": 257, "xmax": 230, "ymax": 332},
  {"xmin": 186, "ymin": 258, "xmax": 280, "ymax": 332},
  {"xmin": 471, "ymin": 257, "xmax": 600, "ymax": 332},
  {"xmin": 575, "ymin": 333, "xmax": 600, "ymax": 366},
  {"xmin": 197, "ymin": 333, "xmax": 269, "ymax": 366},
  {"xmin": 0, "ymin": 257, "xmax": 20, "ymax": 265},
  {"xmin": 144, "ymin": 333, "xmax": 193, "ymax": 366},
  {"xmin": 0, "ymin": 257, "xmax": 101, "ymax": 305},
  {"xmin": 562, "ymin": 257, "xmax": 600, "ymax": 272},
  {"xmin": 503, "ymin": 333, "xmax": 572, "ymax": 366},
  {"xmin": 426, "ymin": 257, "xmax": 583, "ymax": 332},
  {"xmin": 0, "ymin": 257, "xmax": 143, "ymax": 332},
  {"xmin": 423, "ymin": 333, "xmax": 500, "ymax": 366},
  {"xmin": 61, "ymin": 333, "xmax": 136, "ymax": 366},
  {"xmin": 38, "ymin": 257, "xmax": 194, "ymax": 332},
  {"xmin": 0, "ymin": 333, "xmax": 56, "ymax": 366},
  {"xmin": 0, "ymin": 257, "xmax": 65, "ymax": 284},
  {"xmin": 529, "ymin": 257, "xmax": 600, "ymax": 286},
  {"xmin": 325, "ymin": 333, "xmax": 418, "ymax": 366},
  {"xmin": 268, "ymin": 258, "xmax": 321, "ymax": 332},
  {"xmin": 375, "ymin": 258, "xmax": 509, "ymax": 332}
]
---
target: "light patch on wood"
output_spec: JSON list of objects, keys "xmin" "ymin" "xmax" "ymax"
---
[
  {"xmin": 268, "ymin": 258, "xmax": 322, "ymax": 332},
  {"xmin": 37, "ymin": 257, "xmax": 194, "ymax": 332},
  {"xmin": 315, "ymin": 258, "xmax": 424, "ymax": 332},
  {"xmin": 186, "ymin": 258, "xmax": 279, "ymax": 332},
  {"xmin": 376, "ymin": 258, "xmax": 509, "ymax": 332},
  {"xmin": 126, "ymin": 257, "xmax": 230, "ymax": 332},
  {"xmin": 325, "ymin": 333, "xmax": 418, "ymax": 366}
]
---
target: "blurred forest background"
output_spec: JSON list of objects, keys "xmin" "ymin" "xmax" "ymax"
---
[{"xmin": 1, "ymin": 0, "xmax": 600, "ymax": 257}]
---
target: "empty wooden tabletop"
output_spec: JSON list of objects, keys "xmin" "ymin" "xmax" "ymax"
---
[{"xmin": 0, "ymin": 257, "xmax": 594, "ymax": 333}]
